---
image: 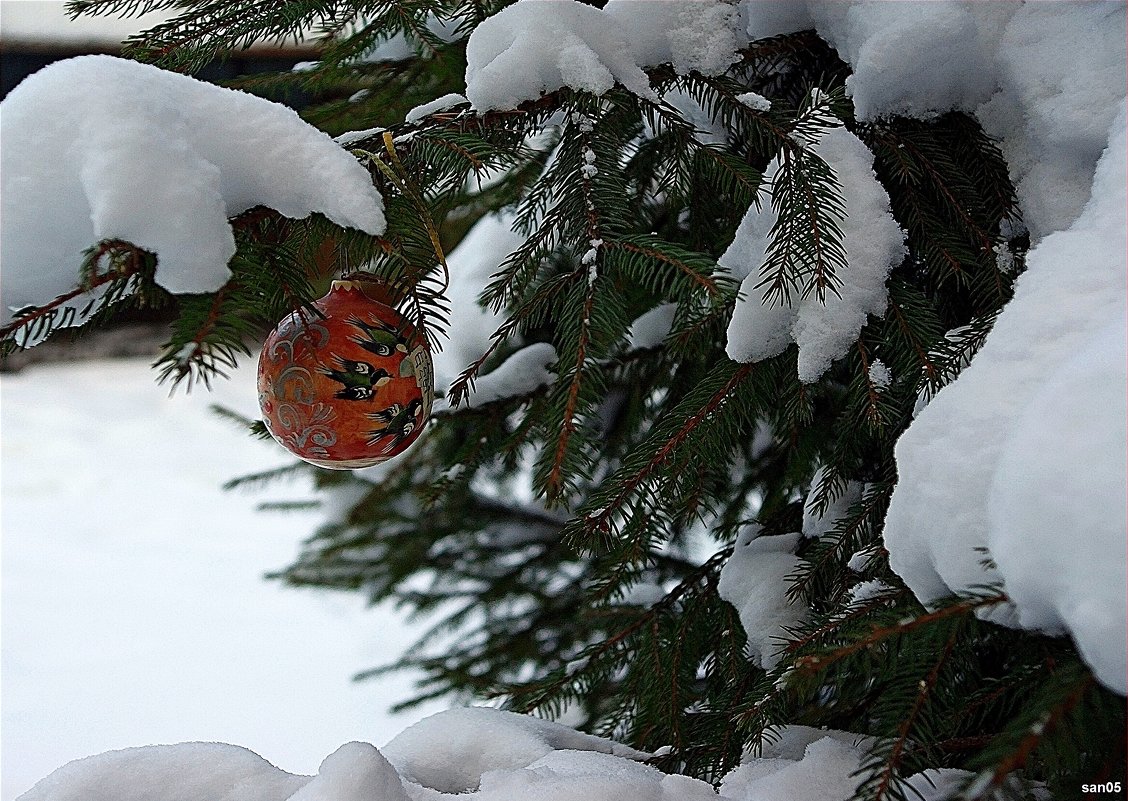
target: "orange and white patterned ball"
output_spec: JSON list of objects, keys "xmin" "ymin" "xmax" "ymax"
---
[{"xmin": 257, "ymin": 279, "xmax": 434, "ymax": 469}]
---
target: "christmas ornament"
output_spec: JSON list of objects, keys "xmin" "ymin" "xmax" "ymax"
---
[{"xmin": 257, "ymin": 278, "xmax": 434, "ymax": 469}]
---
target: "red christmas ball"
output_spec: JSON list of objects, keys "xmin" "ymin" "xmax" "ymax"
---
[{"xmin": 257, "ymin": 279, "xmax": 434, "ymax": 469}]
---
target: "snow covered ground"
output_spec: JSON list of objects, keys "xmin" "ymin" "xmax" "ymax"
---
[{"xmin": 1, "ymin": 357, "xmax": 442, "ymax": 800}]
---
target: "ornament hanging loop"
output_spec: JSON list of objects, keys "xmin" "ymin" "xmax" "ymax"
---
[
  {"xmin": 355, "ymin": 134, "xmax": 450, "ymax": 295},
  {"xmin": 332, "ymin": 273, "xmax": 404, "ymax": 308}
]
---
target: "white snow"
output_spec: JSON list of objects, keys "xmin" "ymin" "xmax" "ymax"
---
[
  {"xmin": 846, "ymin": 546, "xmax": 879, "ymax": 574},
  {"xmin": 733, "ymin": 1, "xmax": 1126, "ymax": 241},
  {"xmin": 626, "ymin": 303, "xmax": 677, "ymax": 351},
  {"xmin": 288, "ymin": 743, "xmax": 409, "ymax": 801},
  {"xmin": 846, "ymin": 579, "xmax": 892, "ymax": 607},
  {"xmin": 17, "ymin": 741, "xmax": 409, "ymax": 801},
  {"xmin": 17, "ymin": 742, "xmax": 311, "ymax": 801},
  {"xmin": 818, "ymin": 2, "xmax": 1003, "ymax": 122},
  {"xmin": 464, "ymin": 0, "xmax": 657, "ymax": 111},
  {"xmin": 866, "ymin": 359, "xmax": 892, "ymax": 390},
  {"xmin": 717, "ymin": 529, "xmax": 806, "ymax": 671},
  {"xmin": 382, "ymin": 707, "xmax": 648, "ymax": 794},
  {"xmin": 24, "ymin": 711, "xmax": 987, "ymax": 801},
  {"xmin": 455, "ymin": 342, "xmax": 557, "ymax": 408},
  {"xmin": 724, "ymin": 126, "xmax": 905, "ymax": 383},
  {"xmin": 432, "ymin": 212, "xmax": 526, "ymax": 392},
  {"xmin": 801, "ymin": 467, "xmax": 863, "ymax": 540},
  {"xmin": 1, "ymin": 359, "xmax": 442, "ymax": 799},
  {"xmin": 335, "ymin": 126, "xmax": 387, "ymax": 147},
  {"xmin": 405, "ymin": 93, "xmax": 468, "ymax": 123},
  {"xmin": 975, "ymin": 2, "xmax": 1127, "ymax": 239},
  {"xmin": 603, "ymin": 0, "xmax": 743, "ymax": 77},
  {"xmin": 720, "ymin": 727, "xmax": 970, "ymax": 801},
  {"xmin": 659, "ymin": 88, "xmax": 730, "ymax": 146},
  {"xmin": 0, "ymin": 55, "xmax": 384, "ymax": 338},
  {"xmin": 883, "ymin": 103, "xmax": 1128, "ymax": 693},
  {"xmin": 736, "ymin": 92, "xmax": 772, "ymax": 113}
]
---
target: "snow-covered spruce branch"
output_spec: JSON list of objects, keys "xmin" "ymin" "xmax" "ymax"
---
[{"xmin": 0, "ymin": 239, "xmax": 150, "ymax": 345}]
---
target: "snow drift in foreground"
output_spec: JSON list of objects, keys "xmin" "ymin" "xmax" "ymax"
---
[
  {"xmin": 0, "ymin": 55, "xmax": 385, "ymax": 336},
  {"xmin": 883, "ymin": 103, "xmax": 1128, "ymax": 694},
  {"xmin": 20, "ymin": 708, "xmax": 972, "ymax": 801}
]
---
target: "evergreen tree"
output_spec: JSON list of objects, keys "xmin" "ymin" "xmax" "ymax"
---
[{"xmin": 4, "ymin": 2, "xmax": 1123, "ymax": 800}]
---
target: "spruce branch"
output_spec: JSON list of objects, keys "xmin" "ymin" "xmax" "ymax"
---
[
  {"xmin": 546, "ymin": 288, "xmax": 595, "ymax": 501},
  {"xmin": 570, "ymin": 362, "xmax": 756, "ymax": 551},
  {"xmin": 792, "ymin": 593, "xmax": 1009, "ymax": 676},
  {"xmin": 862, "ymin": 626, "xmax": 962, "ymax": 801},
  {"xmin": 0, "ymin": 239, "xmax": 150, "ymax": 346}
]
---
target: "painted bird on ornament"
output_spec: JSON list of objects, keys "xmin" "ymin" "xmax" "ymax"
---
[
  {"xmin": 323, "ymin": 357, "xmax": 392, "ymax": 401},
  {"xmin": 366, "ymin": 397, "xmax": 424, "ymax": 451},
  {"xmin": 348, "ymin": 316, "xmax": 411, "ymax": 358}
]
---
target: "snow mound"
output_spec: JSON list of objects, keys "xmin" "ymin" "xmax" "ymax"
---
[
  {"xmin": 717, "ymin": 529, "xmax": 806, "ymax": 670},
  {"xmin": 15, "ymin": 717, "xmax": 989, "ymax": 801},
  {"xmin": 724, "ymin": 126, "xmax": 905, "ymax": 382},
  {"xmin": 288, "ymin": 743, "xmax": 408, "ymax": 801},
  {"xmin": 883, "ymin": 103, "xmax": 1128, "ymax": 693},
  {"xmin": 721, "ymin": 729, "xmax": 971, "ymax": 801},
  {"xmin": 975, "ymin": 2, "xmax": 1127, "ymax": 238},
  {"xmin": 16, "ymin": 741, "xmax": 311, "ymax": 801},
  {"xmin": 0, "ymin": 55, "xmax": 384, "ymax": 336},
  {"xmin": 475, "ymin": 749, "xmax": 717, "ymax": 800},
  {"xmin": 464, "ymin": 0, "xmax": 657, "ymax": 111},
  {"xmin": 813, "ymin": 2, "xmax": 1002, "ymax": 122},
  {"xmin": 381, "ymin": 707, "xmax": 648, "ymax": 793}
]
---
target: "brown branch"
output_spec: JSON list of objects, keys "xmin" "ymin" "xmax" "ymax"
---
[
  {"xmin": 784, "ymin": 587, "xmax": 909, "ymax": 654},
  {"xmin": 789, "ymin": 488, "xmax": 891, "ymax": 598},
  {"xmin": 974, "ymin": 675, "xmax": 1094, "ymax": 799},
  {"xmin": 855, "ymin": 340, "xmax": 883, "ymax": 426},
  {"xmin": 873, "ymin": 626, "xmax": 960, "ymax": 800},
  {"xmin": 421, "ymin": 132, "xmax": 484, "ymax": 170},
  {"xmin": 793, "ymin": 593, "xmax": 1008, "ymax": 674},
  {"xmin": 899, "ymin": 137, "xmax": 994, "ymax": 255},
  {"xmin": 586, "ymin": 363, "xmax": 756, "ymax": 531},
  {"xmin": 935, "ymin": 734, "xmax": 996, "ymax": 753},
  {"xmin": 520, "ymin": 549, "xmax": 730, "ymax": 705},
  {"xmin": 888, "ymin": 296, "xmax": 939, "ymax": 382},
  {"xmin": 796, "ymin": 158, "xmax": 836, "ymax": 302},
  {"xmin": 607, "ymin": 240, "xmax": 720, "ymax": 297},
  {"xmin": 0, "ymin": 239, "xmax": 146, "ymax": 341},
  {"xmin": 547, "ymin": 290, "xmax": 595, "ymax": 499}
]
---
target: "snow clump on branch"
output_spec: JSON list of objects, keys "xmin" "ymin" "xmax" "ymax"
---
[
  {"xmin": 883, "ymin": 102, "xmax": 1128, "ymax": 694},
  {"xmin": 722, "ymin": 125, "xmax": 906, "ymax": 384},
  {"xmin": 0, "ymin": 55, "xmax": 385, "ymax": 337},
  {"xmin": 464, "ymin": 0, "xmax": 658, "ymax": 111}
]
